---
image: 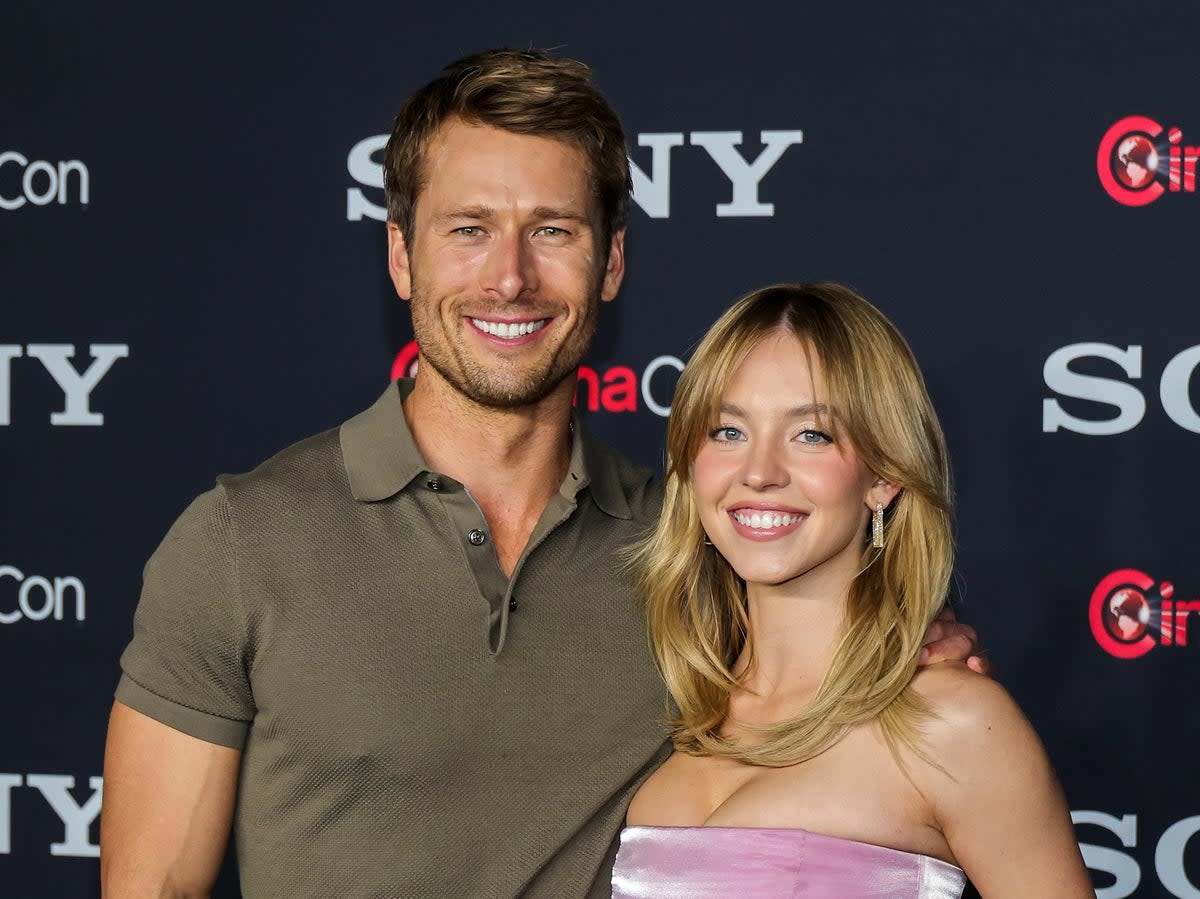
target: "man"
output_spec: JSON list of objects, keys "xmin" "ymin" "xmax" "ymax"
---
[{"xmin": 101, "ymin": 49, "xmax": 981, "ymax": 897}]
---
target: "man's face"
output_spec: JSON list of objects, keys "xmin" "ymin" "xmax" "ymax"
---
[{"xmin": 388, "ymin": 118, "xmax": 625, "ymax": 409}]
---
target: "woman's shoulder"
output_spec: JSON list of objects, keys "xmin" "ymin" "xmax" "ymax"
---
[
  {"xmin": 906, "ymin": 662, "xmax": 1049, "ymax": 786},
  {"xmin": 902, "ymin": 667, "xmax": 1092, "ymax": 894},
  {"xmin": 910, "ymin": 661, "xmax": 1025, "ymax": 728}
]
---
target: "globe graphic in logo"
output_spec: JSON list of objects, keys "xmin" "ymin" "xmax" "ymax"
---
[
  {"xmin": 1114, "ymin": 135, "xmax": 1159, "ymax": 189},
  {"xmin": 1107, "ymin": 587, "xmax": 1151, "ymax": 641}
]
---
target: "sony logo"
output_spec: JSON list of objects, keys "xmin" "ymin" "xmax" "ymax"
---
[
  {"xmin": 0, "ymin": 774, "xmax": 101, "ymax": 858},
  {"xmin": 0, "ymin": 344, "xmax": 128, "ymax": 427},
  {"xmin": 347, "ymin": 130, "xmax": 805, "ymax": 222},
  {"xmin": 1075, "ymin": 810, "xmax": 1200, "ymax": 897},
  {"xmin": 1042, "ymin": 343, "xmax": 1200, "ymax": 435}
]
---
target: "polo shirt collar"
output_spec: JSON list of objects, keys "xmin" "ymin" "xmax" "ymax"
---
[
  {"xmin": 340, "ymin": 379, "xmax": 426, "ymax": 501},
  {"xmin": 574, "ymin": 416, "xmax": 632, "ymax": 520},
  {"xmin": 340, "ymin": 379, "xmax": 633, "ymax": 520}
]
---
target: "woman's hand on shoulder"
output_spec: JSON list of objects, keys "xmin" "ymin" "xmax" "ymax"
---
[{"xmin": 908, "ymin": 664, "xmax": 1093, "ymax": 898}]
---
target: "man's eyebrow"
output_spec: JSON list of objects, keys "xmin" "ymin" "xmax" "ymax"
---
[
  {"xmin": 532, "ymin": 206, "xmax": 591, "ymax": 224},
  {"xmin": 433, "ymin": 205, "xmax": 495, "ymax": 224}
]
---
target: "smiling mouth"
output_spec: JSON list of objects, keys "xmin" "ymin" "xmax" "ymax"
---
[
  {"xmin": 731, "ymin": 510, "xmax": 805, "ymax": 530},
  {"xmin": 470, "ymin": 318, "xmax": 549, "ymax": 339}
]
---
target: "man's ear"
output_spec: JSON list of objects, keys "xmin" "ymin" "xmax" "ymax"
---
[
  {"xmin": 600, "ymin": 227, "xmax": 626, "ymax": 302},
  {"xmin": 387, "ymin": 222, "xmax": 413, "ymax": 300}
]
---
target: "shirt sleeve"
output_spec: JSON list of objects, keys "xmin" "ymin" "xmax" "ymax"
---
[{"xmin": 115, "ymin": 483, "xmax": 254, "ymax": 749}]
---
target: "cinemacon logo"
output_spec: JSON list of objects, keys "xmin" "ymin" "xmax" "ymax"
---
[
  {"xmin": 0, "ymin": 152, "xmax": 89, "ymax": 210},
  {"xmin": 1098, "ymin": 115, "xmax": 1198, "ymax": 206},
  {"xmin": 1043, "ymin": 342, "xmax": 1200, "ymax": 435},
  {"xmin": 0, "ymin": 566, "xmax": 85, "ymax": 625},
  {"xmin": 391, "ymin": 340, "xmax": 683, "ymax": 417},
  {"xmin": 1090, "ymin": 568, "xmax": 1198, "ymax": 660},
  {"xmin": 348, "ymin": 129, "xmax": 804, "ymax": 221}
]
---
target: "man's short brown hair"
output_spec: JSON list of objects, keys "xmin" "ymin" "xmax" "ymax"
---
[{"xmin": 383, "ymin": 48, "xmax": 631, "ymax": 246}]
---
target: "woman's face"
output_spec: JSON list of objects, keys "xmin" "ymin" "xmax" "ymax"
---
[{"xmin": 691, "ymin": 331, "xmax": 886, "ymax": 591}]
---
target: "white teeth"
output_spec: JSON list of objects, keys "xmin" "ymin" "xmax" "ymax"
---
[
  {"xmin": 472, "ymin": 318, "xmax": 547, "ymax": 339},
  {"xmin": 732, "ymin": 511, "xmax": 801, "ymax": 530}
]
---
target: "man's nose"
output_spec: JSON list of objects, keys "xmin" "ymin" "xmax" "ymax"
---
[{"xmin": 479, "ymin": 231, "xmax": 537, "ymax": 300}]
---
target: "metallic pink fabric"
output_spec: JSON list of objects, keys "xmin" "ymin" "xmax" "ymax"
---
[{"xmin": 611, "ymin": 825, "xmax": 966, "ymax": 898}]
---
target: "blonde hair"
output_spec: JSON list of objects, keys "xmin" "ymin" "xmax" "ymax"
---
[{"xmin": 633, "ymin": 282, "xmax": 953, "ymax": 767}]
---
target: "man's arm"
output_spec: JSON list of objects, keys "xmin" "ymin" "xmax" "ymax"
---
[
  {"xmin": 919, "ymin": 606, "xmax": 993, "ymax": 675},
  {"xmin": 101, "ymin": 701, "xmax": 241, "ymax": 898}
]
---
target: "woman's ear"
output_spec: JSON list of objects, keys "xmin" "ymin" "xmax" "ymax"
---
[{"xmin": 865, "ymin": 476, "xmax": 902, "ymax": 512}]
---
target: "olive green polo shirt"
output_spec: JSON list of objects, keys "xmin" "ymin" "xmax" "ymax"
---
[{"xmin": 116, "ymin": 380, "xmax": 670, "ymax": 898}]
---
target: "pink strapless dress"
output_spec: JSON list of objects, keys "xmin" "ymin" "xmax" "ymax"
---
[{"xmin": 611, "ymin": 825, "xmax": 966, "ymax": 898}]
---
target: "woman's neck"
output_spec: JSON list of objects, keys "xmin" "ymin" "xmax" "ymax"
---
[{"xmin": 730, "ymin": 564, "xmax": 856, "ymax": 719}]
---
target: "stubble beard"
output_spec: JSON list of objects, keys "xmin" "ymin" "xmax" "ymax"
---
[{"xmin": 410, "ymin": 288, "xmax": 600, "ymax": 410}]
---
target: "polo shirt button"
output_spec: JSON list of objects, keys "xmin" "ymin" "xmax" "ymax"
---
[
  {"xmin": 468, "ymin": 529, "xmax": 487, "ymax": 546},
  {"xmin": 508, "ymin": 597, "xmax": 518, "ymax": 612},
  {"xmin": 426, "ymin": 478, "xmax": 442, "ymax": 491}
]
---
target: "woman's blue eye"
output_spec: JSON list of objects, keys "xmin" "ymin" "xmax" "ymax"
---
[
  {"xmin": 799, "ymin": 429, "xmax": 832, "ymax": 444},
  {"xmin": 710, "ymin": 426, "xmax": 743, "ymax": 441}
]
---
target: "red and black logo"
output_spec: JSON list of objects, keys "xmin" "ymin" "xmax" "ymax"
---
[
  {"xmin": 1098, "ymin": 116, "xmax": 1198, "ymax": 206},
  {"xmin": 1090, "ymin": 568, "xmax": 1198, "ymax": 658},
  {"xmin": 390, "ymin": 340, "xmax": 421, "ymax": 381},
  {"xmin": 388, "ymin": 340, "xmax": 683, "ymax": 417}
]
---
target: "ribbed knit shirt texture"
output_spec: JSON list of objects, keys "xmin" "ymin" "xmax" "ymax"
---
[{"xmin": 116, "ymin": 380, "xmax": 671, "ymax": 897}]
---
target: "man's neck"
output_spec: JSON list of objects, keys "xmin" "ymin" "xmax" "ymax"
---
[{"xmin": 403, "ymin": 372, "xmax": 576, "ymax": 575}]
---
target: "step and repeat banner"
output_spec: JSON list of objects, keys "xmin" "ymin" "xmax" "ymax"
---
[{"xmin": 2, "ymin": 3, "xmax": 1196, "ymax": 896}]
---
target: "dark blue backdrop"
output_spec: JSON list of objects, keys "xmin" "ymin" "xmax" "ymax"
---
[{"xmin": 2, "ymin": 3, "xmax": 1197, "ymax": 896}]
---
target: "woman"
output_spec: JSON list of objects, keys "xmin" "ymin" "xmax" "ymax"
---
[{"xmin": 614, "ymin": 283, "xmax": 1091, "ymax": 897}]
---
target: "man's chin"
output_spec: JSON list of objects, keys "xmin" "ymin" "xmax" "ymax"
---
[
  {"xmin": 460, "ymin": 377, "xmax": 565, "ymax": 409},
  {"xmin": 451, "ymin": 366, "xmax": 576, "ymax": 410},
  {"xmin": 415, "ymin": 342, "xmax": 581, "ymax": 410}
]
